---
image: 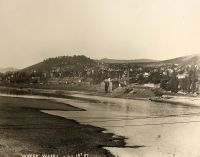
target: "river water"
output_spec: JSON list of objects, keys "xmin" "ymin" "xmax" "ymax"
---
[{"xmin": 1, "ymin": 93, "xmax": 200, "ymax": 157}]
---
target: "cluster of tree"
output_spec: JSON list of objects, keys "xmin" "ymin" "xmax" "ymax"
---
[
  {"xmin": 160, "ymin": 65, "xmax": 199, "ymax": 93},
  {"xmin": 23, "ymin": 55, "xmax": 96, "ymax": 74}
]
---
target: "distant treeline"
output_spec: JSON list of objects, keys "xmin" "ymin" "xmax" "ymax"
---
[{"xmin": 0, "ymin": 55, "xmax": 200, "ymax": 95}]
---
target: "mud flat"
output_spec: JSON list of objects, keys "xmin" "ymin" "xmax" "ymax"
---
[
  {"xmin": 150, "ymin": 95, "xmax": 200, "ymax": 107},
  {"xmin": 0, "ymin": 96, "xmax": 125, "ymax": 157}
]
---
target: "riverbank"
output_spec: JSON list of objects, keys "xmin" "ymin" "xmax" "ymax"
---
[
  {"xmin": 1, "ymin": 85, "xmax": 200, "ymax": 157},
  {"xmin": 150, "ymin": 95, "xmax": 200, "ymax": 107},
  {"xmin": 0, "ymin": 84, "xmax": 159, "ymax": 100},
  {"xmin": 0, "ymin": 96, "xmax": 125, "ymax": 157},
  {"xmin": 1, "ymin": 85, "xmax": 200, "ymax": 108}
]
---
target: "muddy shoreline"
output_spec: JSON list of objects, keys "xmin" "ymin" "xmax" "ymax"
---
[
  {"xmin": 0, "ymin": 96, "xmax": 125, "ymax": 157},
  {"xmin": 150, "ymin": 96, "xmax": 200, "ymax": 108},
  {"xmin": 0, "ymin": 85, "xmax": 151, "ymax": 101}
]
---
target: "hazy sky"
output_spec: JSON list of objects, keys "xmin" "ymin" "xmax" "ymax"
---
[{"xmin": 1, "ymin": 0, "xmax": 200, "ymax": 68}]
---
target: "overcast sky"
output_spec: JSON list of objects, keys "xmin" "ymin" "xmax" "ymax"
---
[{"xmin": 1, "ymin": 0, "xmax": 200, "ymax": 68}]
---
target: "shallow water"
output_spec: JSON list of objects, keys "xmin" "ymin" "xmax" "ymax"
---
[
  {"xmin": 43, "ymin": 94, "xmax": 200, "ymax": 157},
  {"xmin": 1, "ymin": 93, "xmax": 200, "ymax": 157}
]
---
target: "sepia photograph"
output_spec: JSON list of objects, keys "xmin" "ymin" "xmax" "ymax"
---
[{"xmin": 1, "ymin": 0, "xmax": 200, "ymax": 157}]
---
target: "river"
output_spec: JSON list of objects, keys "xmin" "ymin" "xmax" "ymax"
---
[{"xmin": 1, "ymin": 93, "xmax": 200, "ymax": 157}]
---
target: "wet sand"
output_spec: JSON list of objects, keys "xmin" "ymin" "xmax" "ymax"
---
[
  {"xmin": 0, "ymin": 96, "xmax": 124, "ymax": 157},
  {"xmin": 150, "ymin": 95, "xmax": 200, "ymax": 107}
]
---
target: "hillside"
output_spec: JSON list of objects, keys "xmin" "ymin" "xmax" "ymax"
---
[
  {"xmin": 20, "ymin": 54, "xmax": 200, "ymax": 74},
  {"xmin": 159, "ymin": 54, "xmax": 200, "ymax": 66},
  {"xmin": 0, "ymin": 67, "xmax": 18, "ymax": 73},
  {"xmin": 21, "ymin": 55, "xmax": 96, "ymax": 73},
  {"xmin": 100, "ymin": 58, "xmax": 158, "ymax": 64},
  {"xmin": 99, "ymin": 54, "xmax": 200, "ymax": 66},
  {"xmin": 21, "ymin": 56, "xmax": 159, "ymax": 74}
]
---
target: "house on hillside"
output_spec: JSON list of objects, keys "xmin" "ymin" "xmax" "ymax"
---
[
  {"xmin": 30, "ymin": 77, "xmax": 40, "ymax": 84},
  {"xmin": 143, "ymin": 72, "xmax": 149, "ymax": 78}
]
